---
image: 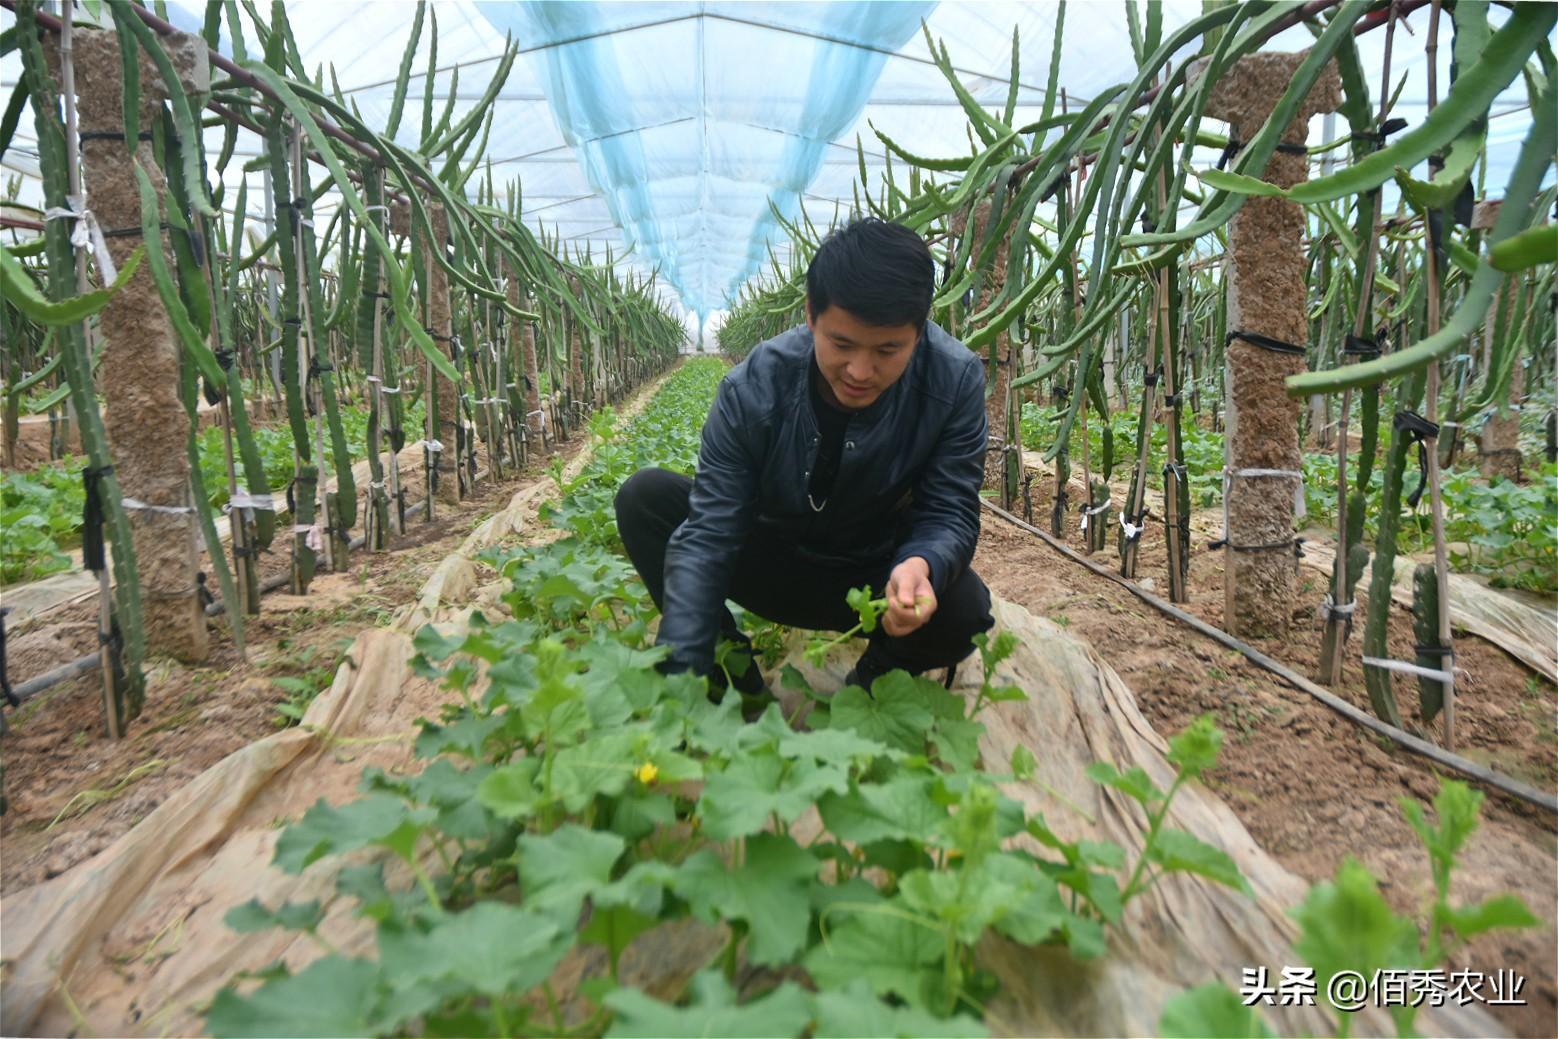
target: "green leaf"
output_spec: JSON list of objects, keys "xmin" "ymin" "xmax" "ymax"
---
[
  {"xmin": 818, "ymin": 774, "xmax": 943, "ymax": 846},
  {"xmin": 1085, "ymin": 761, "xmax": 1162, "ymax": 805},
  {"xmin": 272, "ymin": 795, "xmax": 434, "ymax": 873},
  {"xmin": 579, "ymin": 904, "xmax": 658, "ymax": 962},
  {"xmin": 516, "ymin": 824, "xmax": 626, "ymax": 922},
  {"xmin": 1291, "ymin": 857, "xmax": 1421, "ymax": 1007},
  {"xmin": 1147, "ymin": 829, "xmax": 1251, "ymax": 893},
  {"xmin": 1159, "ymin": 982, "xmax": 1276, "ymax": 1039},
  {"xmin": 1011, "ymin": 744, "xmax": 1037, "ymax": 780},
  {"xmin": 1489, "ymin": 223, "xmax": 1556, "ymax": 271},
  {"xmin": 933, "ymin": 717, "xmax": 984, "ymax": 772},
  {"xmin": 804, "ymin": 901, "xmax": 944, "ymax": 1008},
  {"xmin": 1446, "ymin": 893, "xmax": 1540, "ymax": 940},
  {"xmin": 476, "ymin": 757, "xmax": 542, "ymax": 820},
  {"xmin": 0, "ymin": 240, "xmax": 144, "ymax": 325},
  {"xmin": 377, "ymin": 902, "xmax": 570, "ymax": 998},
  {"xmin": 813, "ymin": 979, "xmax": 986, "ymax": 1039},
  {"xmin": 672, "ymin": 834, "xmax": 820, "ymax": 965},
  {"xmin": 1195, "ymin": 168, "xmax": 1288, "ymax": 199},
  {"xmin": 224, "ymin": 898, "xmax": 324, "ymax": 934},
  {"xmin": 206, "ymin": 956, "xmax": 381, "ymax": 1038},
  {"xmin": 605, "ymin": 970, "xmax": 813, "ymax": 1039},
  {"xmin": 829, "ymin": 671, "xmax": 940, "ymax": 753},
  {"xmin": 1167, "ymin": 714, "xmax": 1223, "ymax": 775},
  {"xmin": 697, "ymin": 747, "xmax": 847, "ymax": 840}
]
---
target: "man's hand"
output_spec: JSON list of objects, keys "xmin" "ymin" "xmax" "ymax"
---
[{"xmin": 883, "ymin": 557, "xmax": 936, "ymax": 637}]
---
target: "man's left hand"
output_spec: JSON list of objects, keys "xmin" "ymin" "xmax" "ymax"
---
[{"xmin": 883, "ymin": 557, "xmax": 936, "ymax": 637}]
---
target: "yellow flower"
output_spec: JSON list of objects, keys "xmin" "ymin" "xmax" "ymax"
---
[{"xmin": 635, "ymin": 762, "xmax": 660, "ymax": 785}]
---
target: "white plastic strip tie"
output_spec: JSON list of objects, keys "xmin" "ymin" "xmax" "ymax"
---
[
  {"xmin": 227, "ymin": 488, "xmax": 275, "ymax": 510},
  {"xmin": 363, "ymin": 205, "xmax": 390, "ymax": 215},
  {"xmin": 44, "ymin": 200, "xmax": 117, "ymax": 283},
  {"xmin": 1361, "ymin": 656, "xmax": 1457, "ymax": 687},
  {"xmin": 1321, "ymin": 594, "xmax": 1356, "ymax": 617},
  {"xmin": 419, "ymin": 439, "xmax": 444, "ymax": 453},
  {"xmin": 122, "ymin": 496, "xmax": 194, "ymax": 515},
  {"xmin": 366, "ymin": 375, "xmax": 382, "ymax": 384},
  {"xmin": 291, "ymin": 523, "xmax": 323, "ymax": 551},
  {"xmin": 1119, "ymin": 514, "xmax": 1143, "ymax": 540}
]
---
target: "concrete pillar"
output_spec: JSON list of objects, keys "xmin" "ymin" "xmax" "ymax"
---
[
  {"xmin": 423, "ymin": 202, "xmax": 459, "ymax": 505},
  {"xmin": 1202, "ymin": 51, "xmax": 1340, "ymax": 637},
  {"xmin": 75, "ymin": 28, "xmax": 209, "ymax": 663}
]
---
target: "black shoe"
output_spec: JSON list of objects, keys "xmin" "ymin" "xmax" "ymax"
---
[
  {"xmin": 843, "ymin": 654, "xmax": 958, "ymax": 695},
  {"xmin": 843, "ymin": 648, "xmax": 893, "ymax": 696}
]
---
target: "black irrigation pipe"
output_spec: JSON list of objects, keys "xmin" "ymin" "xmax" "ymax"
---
[
  {"xmin": 981, "ymin": 499, "xmax": 1558, "ymax": 816},
  {"xmin": 2, "ymin": 498, "xmax": 431, "ymax": 712}
]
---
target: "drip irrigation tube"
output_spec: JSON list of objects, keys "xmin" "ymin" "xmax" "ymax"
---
[{"xmin": 981, "ymin": 499, "xmax": 1558, "ymax": 815}]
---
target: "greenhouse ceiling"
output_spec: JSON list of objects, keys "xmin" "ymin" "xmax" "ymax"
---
[{"xmin": 0, "ymin": 1, "xmax": 1541, "ymax": 319}]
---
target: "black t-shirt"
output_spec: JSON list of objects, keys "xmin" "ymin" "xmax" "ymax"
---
[{"xmin": 807, "ymin": 360, "xmax": 851, "ymax": 509}]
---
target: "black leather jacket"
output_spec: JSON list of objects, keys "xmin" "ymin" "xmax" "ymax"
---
[{"xmin": 659, "ymin": 320, "xmax": 987, "ymax": 674}]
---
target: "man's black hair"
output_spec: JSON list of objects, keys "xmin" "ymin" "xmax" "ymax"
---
[{"xmin": 805, "ymin": 217, "xmax": 935, "ymax": 329}]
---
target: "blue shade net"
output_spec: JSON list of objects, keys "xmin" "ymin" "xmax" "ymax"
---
[{"xmin": 479, "ymin": 2, "xmax": 937, "ymax": 317}]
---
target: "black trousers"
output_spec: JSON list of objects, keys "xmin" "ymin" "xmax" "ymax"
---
[{"xmin": 614, "ymin": 467, "xmax": 994, "ymax": 675}]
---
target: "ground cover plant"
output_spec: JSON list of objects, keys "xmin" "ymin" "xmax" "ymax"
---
[{"xmin": 205, "ymin": 360, "xmax": 1535, "ymax": 1038}]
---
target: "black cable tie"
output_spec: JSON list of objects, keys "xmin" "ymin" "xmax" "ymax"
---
[
  {"xmin": 1343, "ymin": 334, "xmax": 1381, "ymax": 358},
  {"xmin": 1143, "ymin": 367, "xmax": 1163, "ymax": 387},
  {"xmin": 214, "ymin": 348, "xmax": 236, "ymax": 370},
  {"xmin": 1140, "ymin": 215, "xmax": 1157, "ymax": 234},
  {"xmin": 1208, "ymin": 536, "xmax": 1300, "ymax": 554},
  {"xmin": 1394, "ymin": 410, "xmax": 1439, "ymax": 509},
  {"xmin": 79, "ymin": 129, "xmax": 157, "ymax": 143},
  {"xmin": 1216, "ymin": 137, "xmax": 1307, "ymax": 171},
  {"xmin": 1162, "ymin": 461, "xmax": 1188, "ymax": 481},
  {"xmin": 81, "ymin": 465, "xmax": 109, "ymax": 573},
  {"xmin": 1226, "ymin": 329, "xmax": 1307, "ymax": 356},
  {"xmin": 100, "ymin": 221, "xmax": 171, "ymax": 240},
  {"xmin": 1356, "ymin": 117, "xmax": 1409, "ymax": 146},
  {"xmin": 1162, "ymin": 392, "xmax": 1183, "ymax": 407},
  {"xmin": 283, "ymin": 317, "xmax": 303, "ymax": 326},
  {"xmin": 308, "ymin": 359, "xmax": 335, "ymax": 378},
  {"xmin": 1414, "ymin": 643, "xmax": 1454, "ymax": 657}
]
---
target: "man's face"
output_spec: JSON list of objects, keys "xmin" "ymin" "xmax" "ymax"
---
[{"xmin": 807, "ymin": 301, "xmax": 919, "ymax": 410}]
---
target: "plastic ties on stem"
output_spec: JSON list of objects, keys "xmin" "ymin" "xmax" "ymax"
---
[
  {"xmin": 1361, "ymin": 655, "xmax": 1456, "ymax": 688},
  {"xmin": 1392, "ymin": 410, "xmax": 1439, "ymax": 509},
  {"xmin": 79, "ymin": 464, "xmax": 115, "ymax": 574},
  {"xmin": 121, "ymin": 497, "xmax": 195, "ymax": 515},
  {"xmin": 1080, "ymin": 498, "xmax": 1111, "ymax": 534},
  {"xmin": 1343, "ymin": 334, "xmax": 1381, "ymax": 358},
  {"xmin": 291, "ymin": 523, "xmax": 323, "ymax": 552},
  {"xmin": 1226, "ymin": 329, "xmax": 1307, "ymax": 356},
  {"xmin": 44, "ymin": 199, "xmax": 117, "ymax": 282},
  {"xmin": 225, "ymin": 488, "xmax": 275, "ymax": 511}
]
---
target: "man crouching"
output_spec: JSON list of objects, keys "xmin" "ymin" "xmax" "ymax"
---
[{"xmin": 615, "ymin": 217, "xmax": 994, "ymax": 703}]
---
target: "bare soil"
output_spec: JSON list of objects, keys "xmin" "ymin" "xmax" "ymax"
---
[
  {"xmin": 0, "ymin": 439, "xmax": 587, "ymax": 896},
  {"xmin": 973, "ymin": 508, "xmax": 1558, "ymax": 1039}
]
